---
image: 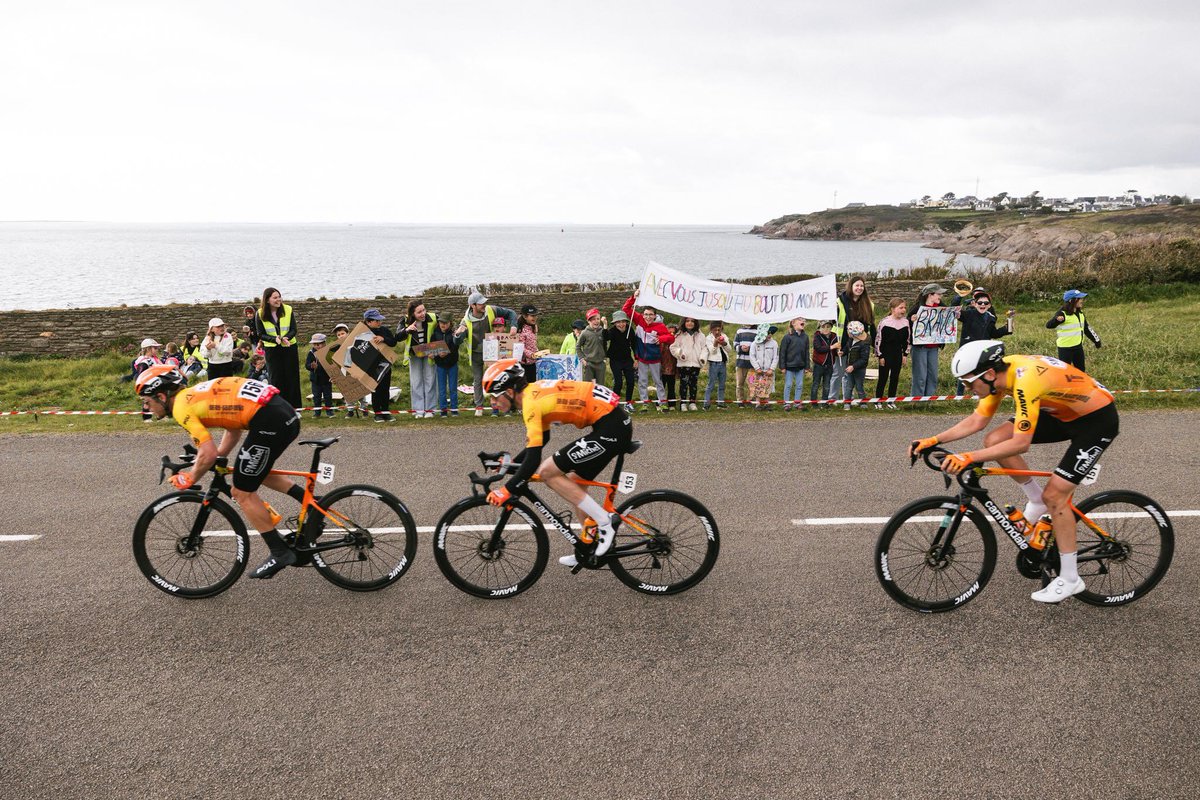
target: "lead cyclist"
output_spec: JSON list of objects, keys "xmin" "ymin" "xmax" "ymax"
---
[{"xmin": 908, "ymin": 340, "xmax": 1120, "ymax": 603}]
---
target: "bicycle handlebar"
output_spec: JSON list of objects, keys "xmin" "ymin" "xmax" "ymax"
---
[{"xmin": 157, "ymin": 449, "xmax": 229, "ymax": 485}]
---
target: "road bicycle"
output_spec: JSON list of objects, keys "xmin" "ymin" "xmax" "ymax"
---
[
  {"xmin": 133, "ymin": 437, "xmax": 418, "ymax": 598},
  {"xmin": 874, "ymin": 446, "xmax": 1174, "ymax": 612},
  {"xmin": 432, "ymin": 440, "xmax": 719, "ymax": 598}
]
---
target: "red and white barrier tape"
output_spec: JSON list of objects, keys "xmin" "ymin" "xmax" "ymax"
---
[{"xmin": 3, "ymin": 388, "xmax": 1197, "ymax": 418}]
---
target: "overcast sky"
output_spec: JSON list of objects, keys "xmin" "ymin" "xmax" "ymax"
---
[{"xmin": 2, "ymin": 1, "xmax": 1197, "ymax": 224}]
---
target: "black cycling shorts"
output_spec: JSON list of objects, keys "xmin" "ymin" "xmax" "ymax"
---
[
  {"xmin": 1013, "ymin": 403, "xmax": 1119, "ymax": 484},
  {"xmin": 233, "ymin": 395, "xmax": 301, "ymax": 492},
  {"xmin": 551, "ymin": 405, "xmax": 633, "ymax": 481}
]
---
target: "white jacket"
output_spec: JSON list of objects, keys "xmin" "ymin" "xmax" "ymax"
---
[
  {"xmin": 202, "ymin": 332, "xmax": 234, "ymax": 365},
  {"xmin": 705, "ymin": 332, "xmax": 732, "ymax": 363},
  {"xmin": 669, "ymin": 331, "xmax": 709, "ymax": 368},
  {"xmin": 749, "ymin": 339, "xmax": 778, "ymax": 371}
]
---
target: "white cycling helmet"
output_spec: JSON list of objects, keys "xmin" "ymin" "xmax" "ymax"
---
[{"xmin": 952, "ymin": 340, "xmax": 1006, "ymax": 382}]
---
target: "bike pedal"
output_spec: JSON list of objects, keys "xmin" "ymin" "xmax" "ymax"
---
[{"xmin": 570, "ymin": 563, "xmax": 585, "ymax": 575}]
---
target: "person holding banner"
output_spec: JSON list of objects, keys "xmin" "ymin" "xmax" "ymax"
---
[
  {"xmin": 778, "ymin": 317, "xmax": 810, "ymax": 411},
  {"xmin": 703, "ymin": 321, "xmax": 732, "ymax": 409},
  {"xmin": 747, "ymin": 324, "xmax": 779, "ymax": 409},
  {"xmin": 669, "ymin": 317, "xmax": 707, "ymax": 411},
  {"xmin": 733, "ymin": 322, "xmax": 758, "ymax": 407},
  {"xmin": 908, "ymin": 284, "xmax": 958, "ymax": 398},
  {"xmin": 622, "ymin": 289, "xmax": 675, "ymax": 412}
]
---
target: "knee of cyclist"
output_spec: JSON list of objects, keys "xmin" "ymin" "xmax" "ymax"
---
[
  {"xmin": 230, "ymin": 487, "xmax": 254, "ymax": 504},
  {"xmin": 1042, "ymin": 485, "xmax": 1072, "ymax": 508}
]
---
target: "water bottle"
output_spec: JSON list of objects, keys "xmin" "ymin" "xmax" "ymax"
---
[
  {"xmin": 1027, "ymin": 514, "xmax": 1053, "ymax": 550},
  {"xmin": 580, "ymin": 516, "xmax": 597, "ymax": 545},
  {"xmin": 1003, "ymin": 504, "xmax": 1027, "ymax": 534}
]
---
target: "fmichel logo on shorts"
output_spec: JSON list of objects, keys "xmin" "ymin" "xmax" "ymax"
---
[
  {"xmin": 1074, "ymin": 445, "xmax": 1103, "ymax": 475},
  {"xmin": 567, "ymin": 439, "xmax": 604, "ymax": 464},
  {"xmin": 238, "ymin": 445, "xmax": 271, "ymax": 476}
]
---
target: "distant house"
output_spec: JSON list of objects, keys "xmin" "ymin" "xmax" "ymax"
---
[{"xmin": 845, "ymin": 202, "xmax": 866, "ymax": 208}]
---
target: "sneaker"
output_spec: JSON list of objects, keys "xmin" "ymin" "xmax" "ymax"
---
[
  {"xmin": 874, "ymin": 402, "xmax": 882, "ymax": 410},
  {"xmin": 440, "ymin": 410, "xmax": 448, "ymax": 417},
  {"xmin": 326, "ymin": 410, "xmax": 336, "ymax": 418},
  {"xmin": 1031, "ymin": 576, "xmax": 1085, "ymax": 603},
  {"xmin": 657, "ymin": 404, "xmax": 667, "ymax": 412},
  {"xmin": 715, "ymin": 403, "xmax": 725, "ymax": 410},
  {"xmin": 702, "ymin": 404, "xmax": 711, "ymax": 410},
  {"xmin": 425, "ymin": 412, "xmax": 435, "ymax": 418},
  {"xmin": 679, "ymin": 405, "xmax": 687, "ymax": 412},
  {"xmin": 842, "ymin": 404, "xmax": 850, "ymax": 411},
  {"xmin": 886, "ymin": 402, "xmax": 896, "ymax": 410},
  {"xmin": 451, "ymin": 410, "xmax": 459, "ymax": 416},
  {"xmin": 475, "ymin": 408, "xmax": 484, "ymax": 417},
  {"xmin": 374, "ymin": 415, "xmax": 387, "ymax": 423},
  {"xmin": 558, "ymin": 554, "xmax": 579, "ymax": 568},
  {"xmin": 689, "ymin": 403, "xmax": 697, "ymax": 411},
  {"xmin": 312, "ymin": 412, "xmax": 322, "ymax": 419}
]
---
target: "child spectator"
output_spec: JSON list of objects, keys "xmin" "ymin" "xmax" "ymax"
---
[
  {"xmin": 605, "ymin": 310, "xmax": 637, "ymax": 409},
  {"xmin": 560, "ymin": 319, "xmax": 585, "ymax": 356},
  {"xmin": 955, "ymin": 288, "xmax": 1013, "ymax": 393},
  {"xmin": 247, "ymin": 352, "xmax": 269, "ymax": 383},
  {"xmin": 810, "ymin": 320, "xmax": 838, "ymax": 405},
  {"xmin": 231, "ymin": 341, "xmax": 251, "ymax": 377},
  {"xmin": 134, "ymin": 338, "xmax": 164, "ymax": 421},
  {"xmin": 516, "ymin": 305, "xmax": 541, "ymax": 382},
  {"xmin": 669, "ymin": 317, "xmax": 707, "ymax": 411},
  {"xmin": 306, "ymin": 332, "xmax": 334, "ymax": 418},
  {"xmin": 241, "ymin": 305, "xmax": 260, "ymax": 347},
  {"xmin": 162, "ymin": 342, "xmax": 183, "ymax": 369},
  {"xmin": 1048, "ymin": 289, "xmax": 1099, "ymax": 371},
  {"xmin": 843, "ymin": 321, "xmax": 871, "ymax": 409},
  {"xmin": 733, "ymin": 322, "xmax": 758, "ymax": 407},
  {"xmin": 875, "ymin": 298, "xmax": 910, "ymax": 408},
  {"xmin": 778, "ymin": 317, "xmax": 810, "ymax": 411},
  {"xmin": 180, "ymin": 331, "xmax": 207, "ymax": 381},
  {"xmin": 332, "ymin": 323, "xmax": 368, "ymax": 418},
  {"xmin": 748, "ymin": 324, "xmax": 779, "ymax": 410},
  {"xmin": 202, "ymin": 317, "xmax": 236, "ymax": 379},
  {"xmin": 577, "ymin": 309, "xmax": 608, "ymax": 385},
  {"xmin": 703, "ymin": 321, "xmax": 731, "ymax": 409},
  {"xmin": 659, "ymin": 323, "xmax": 680, "ymax": 410},
  {"xmin": 432, "ymin": 315, "xmax": 467, "ymax": 416},
  {"xmin": 621, "ymin": 289, "xmax": 675, "ymax": 412}
]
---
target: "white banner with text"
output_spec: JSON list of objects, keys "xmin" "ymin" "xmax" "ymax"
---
[{"xmin": 637, "ymin": 261, "xmax": 837, "ymax": 324}]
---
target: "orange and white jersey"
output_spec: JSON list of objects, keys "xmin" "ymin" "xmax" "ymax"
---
[
  {"xmin": 520, "ymin": 380, "xmax": 620, "ymax": 448},
  {"xmin": 977, "ymin": 355, "xmax": 1114, "ymax": 433}
]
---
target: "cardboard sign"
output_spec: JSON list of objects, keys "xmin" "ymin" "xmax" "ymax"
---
[
  {"xmin": 911, "ymin": 306, "xmax": 960, "ymax": 346},
  {"xmin": 315, "ymin": 322, "xmax": 397, "ymax": 402},
  {"xmin": 536, "ymin": 355, "xmax": 581, "ymax": 381},
  {"xmin": 412, "ymin": 340, "xmax": 451, "ymax": 359},
  {"xmin": 483, "ymin": 333, "xmax": 524, "ymax": 365}
]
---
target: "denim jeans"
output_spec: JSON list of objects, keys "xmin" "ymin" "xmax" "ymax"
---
[
  {"xmin": 436, "ymin": 363, "xmax": 459, "ymax": 411},
  {"xmin": 409, "ymin": 357, "xmax": 437, "ymax": 414},
  {"xmin": 810, "ymin": 361, "xmax": 832, "ymax": 401},
  {"xmin": 783, "ymin": 369, "xmax": 806, "ymax": 404},
  {"xmin": 826, "ymin": 354, "xmax": 847, "ymax": 401},
  {"xmin": 910, "ymin": 347, "xmax": 940, "ymax": 396},
  {"xmin": 704, "ymin": 361, "xmax": 727, "ymax": 404}
]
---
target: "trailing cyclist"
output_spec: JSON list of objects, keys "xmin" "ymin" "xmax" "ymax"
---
[
  {"xmin": 135, "ymin": 365, "xmax": 306, "ymax": 579},
  {"xmin": 908, "ymin": 340, "xmax": 1119, "ymax": 603},
  {"xmin": 481, "ymin": 358, "xmax": 632, "ymax": 567}
]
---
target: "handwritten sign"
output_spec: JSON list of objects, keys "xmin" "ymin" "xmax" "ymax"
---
[
  {"xmin": 911, "ymin": 306, "xmax": 959, "ymax": 346},
  {"xmin": 536, "ymin": 355, "xmax": 581, "ymax": 381},
  {"xmin": 482, "ymin": 333, "xmax": 524, "ymax": 365},
  {"xmin": 637, "ymin": 261, "xmax": 837, "ymax": 324}
]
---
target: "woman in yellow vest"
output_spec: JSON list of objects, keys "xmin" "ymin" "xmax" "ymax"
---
[
  {"xmin": 400, "ymin": 300, "xmax": 439, "ymax": 417},
  {"xmin": 255, "ymin": 287, "xmax": 303, "ymax": 407},
  {"xmin": 1046, "ymin": 289, "xmax": 1101, "ymax": 372}
]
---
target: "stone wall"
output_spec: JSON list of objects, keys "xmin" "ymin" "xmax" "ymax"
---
[{"xmin": 0, "ymin": 280, "xmax": 930, "ymax": 357}]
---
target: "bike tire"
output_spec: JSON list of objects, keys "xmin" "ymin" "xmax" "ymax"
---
[
  {"xmin": 132, "ymin": 491, "xmax": 249, "ymax": 598},
  {"xmin": 309, "ymin": 484, "xmax": 418, "ymax": 591},
  {"xmin": 875, "ymin": 496, "xmax": 997, "ymax": 613},
  {"xmin": 432, "ymin": 496, "xmax": 549, "ymax": 598},
  {"xmin": 608, "ymin": 490, "xmax": 720, "ymax": 595},
  {"xmin": 1071, "ymin": 490, "xmax": 1174, "ymax": 607}
]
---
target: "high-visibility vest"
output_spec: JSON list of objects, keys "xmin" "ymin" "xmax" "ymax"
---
[
  {"xmin": 1055, "ymin": 311, "xmax": 1087, "ymax": 348},
  {"xmin": 461, "ymin": 306, "xmax": 497, "ymax": 352},
  {"xmin": 260, "ymin": 304, "xmax": 294, "ymax": 347},
  {"xmin": 402, "ymin": 312, "xmax": 438, "ymax": 365}
]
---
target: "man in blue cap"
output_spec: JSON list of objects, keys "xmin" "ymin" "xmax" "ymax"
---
[
  {"xmin": 363, "ymin": 308, "xmax": 398, "ymax": 422},
  {"xmin": 1046, "ymin": 289, "xmax": 1101, "ymax": 371}
]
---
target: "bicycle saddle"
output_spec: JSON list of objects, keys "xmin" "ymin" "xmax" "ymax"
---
[{"xmin": 300, "ymin": 437, "xmax": 340, "ymax": 449}]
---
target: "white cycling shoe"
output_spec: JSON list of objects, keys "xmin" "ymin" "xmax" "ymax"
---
[
  {"xmin": 1031, "ymin": 576, "xmax": 1085, "ymax": 603},
  {"xmin": 558, "ymin": 523, "xmax": 617, "ymax": 568}
]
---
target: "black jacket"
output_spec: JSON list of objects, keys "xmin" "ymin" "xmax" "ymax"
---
[
  {"xmin": 430, "ymin": 325, "xmax": 466, "ymax": 369},
  {"xmin": 847, "ymin": 338, "xmax": 870, "ymax": 372},
  {"xmin": 960, "ymin": 306, "xmax": 1010, "ymax": 344},
  {"xmin": 778, "ymin": 331, "xmax": 810, "ymax": 371},
  {"xmin": 605, "ymin": 325, "xmax": 636, "ymax": 365}
]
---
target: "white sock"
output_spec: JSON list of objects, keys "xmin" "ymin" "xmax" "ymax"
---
[
  {"xmin": 576, "ymin": 494, "xmax": 612, "ymax": 532},
  {"xmin": 1020, "ymin": 480, "xmax": 1046, "ymax": 521},
  {"xmin": 1059, "ymin": 551, "xmax": 1079, "ymax": 583}
]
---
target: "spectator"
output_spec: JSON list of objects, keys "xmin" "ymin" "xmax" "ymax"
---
[
  {"xmin": 362, "ymin": 308, "xmax": 398, "ymax": 422},
  {"xmin": 255, "ymin": 287, "xmax": 302, "ymax": 407},
  {"xmin": 748, "ymin": 324, "xmax": 779, "ymax": 410},
  {"xmin": 332, "ymin": 323, "xmax": 368, "ymax": 419},
  {"xmin": 1047, "ymin": 289, "xmax": 1100, "ymax": 371},
  {"xmin": 778, "ymin": 317, "xmax": 810, "ymax": 411},
  {"xmin": 875, "ymin": 298, "xmax": 910, "ymax": 408},
  {"xmin": 810, "ymin": 320, "xmax": 838, "ymax": 405},
  {"xmin": 843, "ymin": 321, "xmax": 871, "ymax": 409},
  {"xmin": 703, "ymin": 321, "xmax": 731, "ymax": 409},
  {"xmin": 247, "ymin": 352, "xmax": 269, "ymax": 382},
  {"xmin": 908, "ymin": 283, "xmax": 953, "ymax": 398},
  {"xmin": 201, "ymin": 317, "xmax": 235, "ymax": 379},
  {"xmin": 241, "ymin": 305, "xmax": 260, "ymax": 347},
  {"xmin": 733, "ymin": 322, "xmax": 758, "ymax": 407},
  {"xmin": 231, "ymin": 341, "xmax": 251, "ymax": 376},
  {"xmin": 461, "ymin": 291, "xmax": 517, "ymax": 416},
  {"xmin": 830, "ymin": 276, "xmax": 876, "ymax": 404},
  {"xmin": 432, "ymin": 315, "xmax": 467, "ymax": 416},
  {"xmin": 516, "ymin": 305, "xmax": 541, "ymax": 382},
  {"xmin": 162, "ymin": 342, "xmax": 183, "ymax": 369},
  {"xmin": 621, "ymin": 289, "xmax": 675, "ymax": 412},
  {"xmin": 669, "ymin": 316, "xmax": 707, "ymax": 411},
  {"xmin": 134, "ymin": 338, "xmax": 164, "ymax": 421},
  {"xmin": 560, "ymin": 319, "xmax": 585, "ymax": 356},
  {"xmin": 180, "ymin": 331, "xmax": 207, "ymax": 381},
  {"xmin": 399, "ymin": 300, "xmax": 437, "ymax": 418},
  {"xmin": 955, "ymin": 288, "xmax": 1014, "ymax": 393},
  {"xmin": 577, "ymin": 308, "xmax": 608, "ymax": 385},
  {"xmin": 306, "ymin": 332, "xmax": 334, "ymax": 419},
  {"xmin": 605, "ymin": 310, "xmax": 637, "ymax": 409},
  {"xmin": 660, "ymin": 323, "xmax": 680, "ymax": 411}
]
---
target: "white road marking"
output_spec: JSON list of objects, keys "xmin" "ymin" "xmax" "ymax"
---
[
  {"xmin": 793, "ymin": 510, "xmax": 1200, "ymax": 526},
  {"xmin": 0, "ymin": 534, "xmax": 41, "ymax": 542}
]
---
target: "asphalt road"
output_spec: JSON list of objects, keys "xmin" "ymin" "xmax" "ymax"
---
[{"xmin": 2, "ymin": 408, "xmax": 1198, "ymax": 799}]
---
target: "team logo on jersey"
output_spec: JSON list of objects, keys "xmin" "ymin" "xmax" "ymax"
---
[
  {"xmin": 1073, "ymin": 445, "xmax": 1104, "ymax": 475},
  {"xmin": 566, "ymin": 438, "xmax": 604, "ymax": 464},
  {"xmin": 1016, "ymin": 419, "xmax": 1032, "ymax": 432},
  {"xmin": 237, "ymin": 445, "xmax": 271, "ymax": 476}
]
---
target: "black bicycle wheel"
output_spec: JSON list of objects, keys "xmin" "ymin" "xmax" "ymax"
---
[
  {"xmin": 1070, "ymin": 490, "xmax": 1174, "ymax": 607},
  {"xmin": 132, "ymin": 492, "xmax": 249, "ymax": 598},
  {"xmin": 875, "ymin": 496, "xmax": 997, "ymax": 613},
  {"xmin": 309, "ymin": 484, "xmax": 418, "ymax": 591},
  {"xmin": 432, "ymin": 496, "xmax": 549, "ymax": 598},
  {"xmin": 608, "ymin": 490, "xmax": 720, "ymax": 595}
]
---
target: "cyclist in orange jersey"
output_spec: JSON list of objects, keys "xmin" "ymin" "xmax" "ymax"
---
[
  {"xmin": 482, "ymin": 359, "xmax": 632, "ymax": 567},
  {"xmin": 135, "ymin": 365, "xmax": 305, "ymax": 580},
  {"xmin": 909, "ymin": 340, "xmax": 1119, "ymax": 603}
]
